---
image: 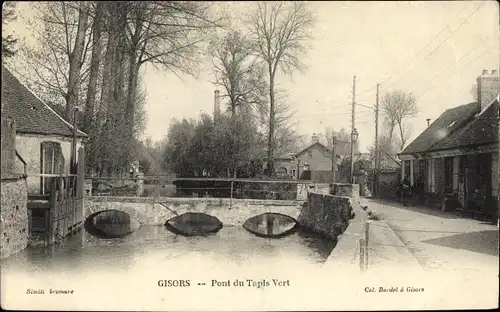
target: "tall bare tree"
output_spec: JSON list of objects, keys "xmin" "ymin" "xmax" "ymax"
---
[
  {"xmin": 381, "ymin": 89, "xmax": 418, "ymax": 151},
  {"xmin": 209, "ymin": 30, "xmax": 266, "ymax": 116},
  {"xmin": 122, "ymin": 2, "xmax": 225, "ymax": 143},
  {"xmin": 11, "ymin": 1, "xmax": 226, "ymax": 176},
  {"xmin": 12, "ymin": 2, "xmax": 93, "ymax": 111},
  {"xmin": 247, "ymin": 1, "xmax": 315, "ymax": 176},
  {"xmin": 65, "ymin": 2, "xmax": 90, "ymax": 119},
  {"xmin": 255, "ymin": 88, "xmax": 301, "ymax": 158},
  {"xmin": 2, "ymin": 1, "xmax": 18, "ymax": 59},
  {"xmin": 83, "ymin": 1, "xmax": 104, "ymax": 133}
]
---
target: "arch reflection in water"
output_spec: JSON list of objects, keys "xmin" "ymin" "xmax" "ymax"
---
[
  {"xmin": 164, "ymin": 212, "xmax": 223, "ymax": 236},
  {"xmin": 243, "ymin": 213, "xmax": 298, "ymax": 238},
  {"xmin": 84, "ymin": 210, "xmax": 141, "ymax": 239}
]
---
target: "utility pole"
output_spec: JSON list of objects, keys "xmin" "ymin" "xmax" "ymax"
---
[
  {"xmin": 70, "ymin": 108, "xmax": 78, "ymax": 174},
  {"xmin": 374, "ymin": 84, "xmax": 380, "ymax": 196},
  {"xmin": 350, "ymin": 75, "xmax": 356, "ymax": 184},
  {"xmin": 331, "ymin": 135, "xmax": 337, "ymax": 183}
]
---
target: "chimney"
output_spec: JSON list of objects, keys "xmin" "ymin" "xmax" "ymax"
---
[
  {"xmin": 311, "ymin": 133, "xmax": 319, "ymax": 144},
  {"xmin": 426, "ymin": 118, "xmax": 431, "ymax": 127},
  {"xmin": 477, "ymin": 69, "xmax": 500, "ymax": 110},
  {"xmin": 214, "ymin": 90, "xmax": 220, "ymax": 119}
]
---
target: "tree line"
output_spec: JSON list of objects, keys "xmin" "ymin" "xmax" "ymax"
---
[
  {"xmin": 164, "ymin": 2, "xmax": 316, "ymax": 178},
  {"xmin": 4, "ymin": 1, "xmax": 423, "ymax": 178},
  {"xmin": 3, "ymin": 1, "xmax": 224, "ymax": 177}
]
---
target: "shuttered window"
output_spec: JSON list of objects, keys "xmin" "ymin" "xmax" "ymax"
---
[{"xmin": 40, "ymin": 141, "xmax": 65, "ymax": 194}]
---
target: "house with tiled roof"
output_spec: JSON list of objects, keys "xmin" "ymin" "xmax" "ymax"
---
[
  {"xmin": 1, "ymin": 66, "xmax": 87, "ymax": 195},
  {"xmin": 398, "ymin": 69, "xmax": 499, "ymax": 222},
  {"xmin": 272, "ymin": 133, "xmax": 357, "ymax": 183}
]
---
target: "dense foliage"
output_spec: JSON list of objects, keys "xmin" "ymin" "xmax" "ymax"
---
[{"xmin": 164, "ymin": 111, "xmax": 264, "ymax": 178}]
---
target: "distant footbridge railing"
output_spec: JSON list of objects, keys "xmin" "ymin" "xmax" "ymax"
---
[{"xmin": 84, "ymin": 176, "xmax": 331, "ymax": 201}]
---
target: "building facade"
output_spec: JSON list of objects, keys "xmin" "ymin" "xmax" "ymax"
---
[
  {"xmin": 398, "ymin": 70, "xmax": 499, "ymax": 222},
  {"xmin": 2, "ymin": 66, "xmax": 87, "ymax": 195}
]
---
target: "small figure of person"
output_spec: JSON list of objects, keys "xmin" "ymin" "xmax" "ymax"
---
[{"xmin": 401, "ymin": 176, "xmax": 411, "ymax": 206}]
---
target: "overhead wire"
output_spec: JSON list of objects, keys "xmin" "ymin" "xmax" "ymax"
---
[
  {"xmin": 414, "ymin": 44, "xmax": 496, "ymax": 100},
  {"xmin": 356, "ymin": 1, "xmax": 486, "ymax": 99},
  {"xmin": 411, "ymin": 36, "xmax": 493, "ymax": 96},
  {"xmin": 378, "ymin": 1, "xmax": 486, "ymax": 96}
]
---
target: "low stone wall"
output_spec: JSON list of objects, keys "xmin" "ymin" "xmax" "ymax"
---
[
  {"xmin": 84, "ymin": 196, "xmax": 302, "ymax": 227},
  {"xmin": 324, "ymin": 199, "xmax": 366, "ymax": 270},
  {"xmin": 331, "ymin": 183, "xmax": 360, "ymax": 200},
  {"xmin": 297, "ymin": 192, "xmax": 353, "ymax": 240},
  {"xmin": 296, "ymin": 183, "xmax": 330, "ymax": 200},
  {"xmin": 1, "ymin": 175, "xmax": 28, "ymax": 259}
]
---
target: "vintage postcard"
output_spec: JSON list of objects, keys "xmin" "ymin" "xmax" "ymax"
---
[{"xmin": 1, "ymin": 1, "xmax": 499, "ymax": 311}]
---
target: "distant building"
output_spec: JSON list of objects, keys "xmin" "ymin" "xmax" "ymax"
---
[
  {"xmin": 272, "ymin": 134, "xmax": 345, "ymax": 183},
  {"xmin": 274, "ymin": 153, "xmax": 298, "ymax": 179},
  {"xmin": 398, "ymin": 69, "xmax": 499, "ymax": 221},
  {"xmin": 1, "ymin": 66, "xmax": 87, "ymax": 194}
]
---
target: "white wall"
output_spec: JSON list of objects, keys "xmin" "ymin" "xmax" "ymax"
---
[
  {"xmin": 296, "ymin": 145, "xmax": 332, "ymax": 171},
  {"xmin": 15, "ymin": 133, "xmax": 84, "ymax": 194}
]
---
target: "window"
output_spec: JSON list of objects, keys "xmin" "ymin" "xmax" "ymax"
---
[
  {"xmin": 291, "ymin": 169, "xmax": 296, "ymax": 178},
  {"xmin": 308, "ymin": 151, "xmax": 312, "ymax": 158},
  {"xmin": 40, "ymin": 141, "xmax": 65, "ymax": 194}
]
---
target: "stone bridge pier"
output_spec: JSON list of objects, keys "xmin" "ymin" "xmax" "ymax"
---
[{"xmin": 84, "ymin": 197, "xmax": 303, "ymax": 226}]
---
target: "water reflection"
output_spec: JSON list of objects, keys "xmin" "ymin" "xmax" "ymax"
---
[
  {"xmin": 2, "ymin": 224, "xmax": 337, "ymax": 275},
  {"xmin": 243, "ymin": 213, "xmax": 298, "ymax": 238},
  {"xmin": 165, "ymin": 212, "xmax": 223, "ymax": 236},
  {"xmin": 296, "ymin": 228, "xmax": 338, "ymax": 260},
  {"xmin": 84, "ymin": 210, "xmax": 141, "ymax": 239}
]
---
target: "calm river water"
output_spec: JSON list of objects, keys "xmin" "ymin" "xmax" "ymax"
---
[{"xmin": 2, "ymin": 224, "xmax": 336, "ymax": 275}]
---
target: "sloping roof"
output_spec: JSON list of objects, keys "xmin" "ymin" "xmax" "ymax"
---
[
  {"xmin": 1, "ymin": 66, "xmax": 87, "ymax": 138},
  {"xmin": 375, "ymin": 150, "xmax": 401, "ymax": 165},
  {"xmin": 295, "ymin": 142, "xmax": 330, "ymax": 157},
  {"xmin": 399, "ymin": 102, "xmax": 479, "ymax": 155},
  {"xmin": 428, "ymin": 100, "xmax": 499, "ymax": 151},
  {"xmin": 275, "ymin": 152, "xmax": 296, "ymax": 160}
]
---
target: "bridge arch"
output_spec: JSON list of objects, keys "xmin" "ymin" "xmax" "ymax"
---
[
  {"xmin": 83, "ymin": 197, "xmax": 302, "ymax": 227},
  {"xmin": 84, "ymin": 202, "xmax": 151, "ymax": 225}
]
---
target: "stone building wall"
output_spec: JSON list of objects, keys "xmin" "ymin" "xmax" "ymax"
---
[
  {"xmin": 0, "ymin": 176, "xmax": 28, "ymax": 259},
  {"xmin": 296, "ymin": 144, "xmax": 332, "ymax": 171},
  {"xmin": 1, "ymin": 117, "xmax": 16, "ymax": 174},
  {"xmin": 297, "ymin": 192, "xmax": 353, "ymax": 240}
]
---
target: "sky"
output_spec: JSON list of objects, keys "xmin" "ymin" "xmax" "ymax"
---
[{"xmin": 7, "ymin": 1, "xmax": 500, "ymax": 152}]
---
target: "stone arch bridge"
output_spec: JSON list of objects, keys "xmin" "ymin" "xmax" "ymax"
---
[{"xmin": 84, "ymin": 196, "xmax": 303, "ymax": 226}]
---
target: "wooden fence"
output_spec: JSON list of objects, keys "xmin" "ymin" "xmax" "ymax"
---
[{"xmin": 28, "ymin": 148, "xmax": 85, "ymax": 245}]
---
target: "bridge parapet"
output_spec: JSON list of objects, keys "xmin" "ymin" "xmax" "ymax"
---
[{"xmin": 84, "ymin": 196, "xmax": 303, "ymax": 226}]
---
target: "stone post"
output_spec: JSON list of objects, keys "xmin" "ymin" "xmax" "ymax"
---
[{"xmin": 136, "ymin": 172, "xmax": 144, "ymax": 197}]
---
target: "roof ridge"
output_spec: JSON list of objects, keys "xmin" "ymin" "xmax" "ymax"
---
[
  {"xmin": 476, "ymin": 98, "xmax": 499, "ymax": 117},
  {"xmin": 3, "ymin": 67, "xmax": 87, "ymax": 137},
  {"xmin": 295, "ymin": 141, "xmax": 329, "ymax": 156},
  {"xmin": 400, "ymin": 101, "xmax": 480, "ymax": 155}
]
